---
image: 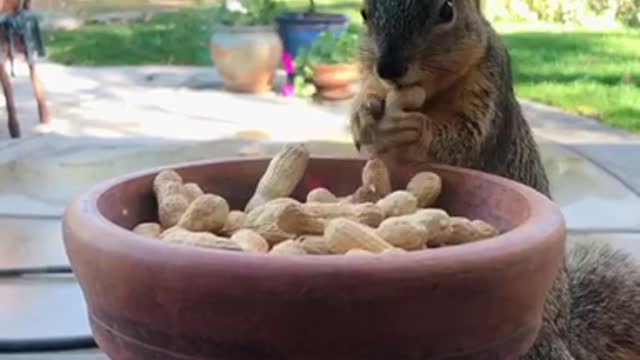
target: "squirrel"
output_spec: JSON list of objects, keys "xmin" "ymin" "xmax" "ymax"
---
[{"xmin": 349, "ymin": 0, "xmax": 640, "ymax": 359}]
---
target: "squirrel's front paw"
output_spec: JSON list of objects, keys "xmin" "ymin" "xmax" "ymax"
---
[
  {"xmin": 350, "ymin": 94, "xmax": 385, "ymax": 151},
  {"xmin": 371, "ymin": 111, "xmax": 427, "ymax": 154}
]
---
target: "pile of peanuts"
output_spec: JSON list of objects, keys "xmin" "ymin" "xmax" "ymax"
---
[{"xmin": 132, "ymin": 144, "xmax": 499, "ymax": 256}]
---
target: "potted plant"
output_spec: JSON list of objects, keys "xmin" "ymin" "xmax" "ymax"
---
[
  {"xmin": 295, "ymin": 24, "xmax": 361, "ymax": 101},
  {"xmin": 210, "ymin": 0, "xmax": 285, "ymax": 93},
  {"xmin": 276, "ymin": 0, "xmax": 350, "ymax": 59}
]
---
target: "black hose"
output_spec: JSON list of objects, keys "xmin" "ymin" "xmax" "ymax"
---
[
  {"xmin": 0, "ymin": 336, "xmax": 97, "ymax": 353},
  {"xmin": 0, "ymin": 265, "xmax": 73, "ymax": 278}
]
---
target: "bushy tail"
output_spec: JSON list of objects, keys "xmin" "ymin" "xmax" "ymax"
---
[{"xmin": 567, "ymin": 240, "xmax": 640, "ymax": 359}]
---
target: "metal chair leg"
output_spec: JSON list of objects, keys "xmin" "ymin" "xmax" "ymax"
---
[
  {"xmin": 28, "ymin": 63, "xmax": 49, "ymax": 125},
  {"xmin": 0, "ymin": 59, "xmax": 19, "ymax": 137}
]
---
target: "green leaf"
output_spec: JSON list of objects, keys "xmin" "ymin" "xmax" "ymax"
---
[{"xmin": 305, "ymin": 23, "xmax": 361, "ymax": 65}]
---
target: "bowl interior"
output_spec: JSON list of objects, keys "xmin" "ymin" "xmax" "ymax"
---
[{"xmin": 96, "ymin": 158, "xmax": 530, "ymax": 236}]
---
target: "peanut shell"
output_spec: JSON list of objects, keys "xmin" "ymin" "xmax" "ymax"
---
[
  {"xmin": 306, "ymin": 188, "xmax": 339, "ymax": 204},
  {"xmin": 270, "ymin": 240, "xmax": 307, "ymax": 256},
  {"xmin": 231, "ymin": 229, "xmax": 269, "ymax": 254},
  {"xmin": 325, "ymin": 218, "xmax": 392, "ymax": 254},
  {"xmin": 376, "ymin": 191, "xmax": 418, "ymax": 218},
  {"xmin": 245, "ymin": 144, "xmax": 309, "ymax": 212},
  {"xmin": 299, "ymin": 235, "xmax": 331, "ymax": 255},
  {"xmin": 133, "ymin": 222, "xmax": 163, "ymax": 238},
  {"xmin": 177, "ymin": 194, "xmax": 229, "ymax": 233},
  {"xmin": 407, "ymin": 172, "xmax": 442, "ymax": 208}
]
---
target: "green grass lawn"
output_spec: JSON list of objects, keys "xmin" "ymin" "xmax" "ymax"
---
[
  {"xmin": 43, "ymin": 5, "xmax": 640, "ymax": 133},
  {"xmin": 501, "ymin": 27, "xmax": 640, "ymax": 132}
]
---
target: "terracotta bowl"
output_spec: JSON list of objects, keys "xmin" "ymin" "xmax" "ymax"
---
[{"xmin": 62, "ymin": 157, "xmax": 566, "ymax": 360}]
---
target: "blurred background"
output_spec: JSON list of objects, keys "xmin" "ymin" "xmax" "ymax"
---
[
  {"xmin": 29, "ymin": 0, "xmax": 639, "ymax": 131},
  {"xmin": 0, "ymin": 1, "xmax": 638, "ymax": 358}
]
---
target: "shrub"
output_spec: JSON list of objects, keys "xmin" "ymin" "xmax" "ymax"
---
[{"xmin": 483, "ymin": 0, "xmax": 639, "ymax": 27}]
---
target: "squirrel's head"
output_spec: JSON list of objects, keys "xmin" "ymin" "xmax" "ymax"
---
[{"xmin": 360, "ymin": 0, "xmax": 488, "ymax": 89}]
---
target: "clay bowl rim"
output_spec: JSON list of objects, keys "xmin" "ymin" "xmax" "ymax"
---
[{"xmin": 64, "ymin": 156, "xmax": 566, "ymax": 275}]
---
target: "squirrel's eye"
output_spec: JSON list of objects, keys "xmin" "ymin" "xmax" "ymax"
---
[
  {"xmin": 360, "ymin": 9, "xmax": 368, "ymax": 21},
  {"xmin": 439, "ymin": 0, "xmax": 454, "ymax": 23}
]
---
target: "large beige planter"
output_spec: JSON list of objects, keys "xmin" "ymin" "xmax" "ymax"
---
[{"xmin": 210, "ymin": 25, "xmax": 283, "ymax": 94}]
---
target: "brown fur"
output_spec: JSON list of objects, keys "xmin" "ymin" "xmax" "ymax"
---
[{"xmin": 350, "ymin": 1, "xmax": 640, "ymax": 359}]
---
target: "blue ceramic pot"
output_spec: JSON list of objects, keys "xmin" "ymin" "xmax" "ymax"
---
[{"xmin": 276, "ymin": 12, "xmax": 349, "ymax": 58}]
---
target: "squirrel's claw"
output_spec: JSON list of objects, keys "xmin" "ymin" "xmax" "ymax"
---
[{"xmin": 350, "ymin": 94, "xmax": 387, "ymax": 154}]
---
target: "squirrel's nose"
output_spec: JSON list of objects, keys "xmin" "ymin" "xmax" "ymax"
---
[{"xmin": 376, "ymin": 59, "xmax": 408, "ymax": 81}]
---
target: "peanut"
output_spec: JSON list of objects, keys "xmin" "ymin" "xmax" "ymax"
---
[
  {"xmin": 352, "ymin": 159, "xmax": 392, "ymax": 203},
  {"xmin": 270, "ymin": 240, "xmax": 307, "ymax": 256},
  {"xmin": 153, "ymin": 171, "xmax": 190, "ymax": 228},
  {"xmin": 362, "ymin": 159, "xmax": 392, "ymax": 196},
  {"xmin": 158, "ymin": 194, "xmax": 190, "ymax": 229},
  {"xmin": 302, "ymin": 202, "xmax": 386, "ymax": 227},
  {"xmin": 411, "ymin": 209, "xmax": 452, "ymax": 247},
  {"xmin": 231, "ymin": 229, "xmax": 269, "ymax": 254},
  {"xmin": 338, "ymin": 195, "xmax": 355, "ymax": 204},
  {"xmin": 306, "ymin": 188, "xmax": 339, "ymax": 204},
  {"xmin": 472, "ymin": 219, "xmax": 500, "ymax": 239},
  {"xmin": 376, "ymin": 191, "xmax": 418, "ymax": 218},
  {"xmin": 412, "ymin": 209, "xmax": 450, "ymax": 228},
  {"xmin": 177, "ymin": 194, "xmax": 229, "ymax": 233},
  {"xmin": 182, "ymin": 183, "xmax": 205, "ymax": 203},
  {"xmin": 245, "ymin": 144, "xmax": 310, "ymax": 212},
  {"xmin": 133, "ymin": 222, "xmax": 163, "ymax": 238},
  {"xmin": 160, "ymin": 227, "xmax": 243, "ymax": 251},
  {"xmin": 407, "ymin": 172, "xmax": 442, "ymax": 208},
  {"xmin": 245, "ymin": 198, "xmax": 298, "ymax": 245},
  {"xmin": 439, "ymin": 217, "xmax": 478, "ymax": 246},
  {"xmin": 376, "ymin": 216, "xmax": 428, "ymax": 250},
  {"xmin": 221, "ymin": 210, "xmax": 247, "ymax": 236},
  {"xmin": 346, "ymin": 249, "xmax": 374, "ymax": 256},
  {"xmin": 153, "ymin": 170, "xmax": 182, "ymax": 190},
  {"xmin": 429, "ymin": 217, "xmax": 498, "ymax": 247},
  {"xmin": 276, "ymin": 202, "xmax": 326, "ymax": 236},
  {"xmin": 351, "ymin": 184, "xmax": 380, "ymax": 204},
  {"xmin": 382, "ymin": 248, "xmax": 408, "ymax": 255},
  {"xmin": 325, "ymin": 218, "xmax": 392, "ymax": 254},
  {"xmin": 299, "ymin": 235, "xmax": 331, "ymax": 255}
]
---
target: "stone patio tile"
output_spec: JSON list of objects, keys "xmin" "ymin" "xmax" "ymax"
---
[
  {"xmin": 541, "ymin": 143, "xmax": 640, "ymax": 231},
  {"xmin": 570, "ymin": 143, "xmax": 640, "ymax": 196},
  {"xmin": 0, "ymin": 277, "xmax": 91, "ymax": 342},
  {"xmin": 0, "ymin": 218, "xmax": 67, "ymax": 268},
  {"xmin": 521, "ymin": 99, "xmax": 640, "ymax": 145},
  {"xmin": 568, "ymin": 233, "xmax": 640, "ymax": 261}
]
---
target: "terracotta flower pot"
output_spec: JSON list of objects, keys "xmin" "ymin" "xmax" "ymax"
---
[
  {"xmin": 312, "ymin": 63, "xmax": 360, "ymax": 100},
  {"xmin": 63, "ymin": 158, "xmax": 566, "ymax": 360},
  {"xmin": 210, "ymin": 25, "xmax": 283, "ymax": 93}
]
